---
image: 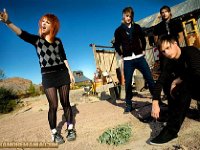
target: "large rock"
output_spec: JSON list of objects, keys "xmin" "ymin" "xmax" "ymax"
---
[{"xmin": 0, "ymin": 77, "xmax": 39, "ymax": 95}]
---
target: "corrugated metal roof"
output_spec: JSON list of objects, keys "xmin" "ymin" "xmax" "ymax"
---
[{"xmin": 137, "ymin": 0, "xmax": 200, "ymax": 28}]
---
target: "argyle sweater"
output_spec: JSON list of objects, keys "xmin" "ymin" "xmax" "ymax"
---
[{"xmin": 19, "ymin": 30, "xmax": 67, "ymax": 73}]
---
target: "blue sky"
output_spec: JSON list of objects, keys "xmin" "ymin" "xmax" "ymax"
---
[{"xmin": 0, "ymin": 0, "xmax": 186, "ymax": 84}]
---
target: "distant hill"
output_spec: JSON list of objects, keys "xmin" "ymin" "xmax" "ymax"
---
[
  {"xmin": 0, "ymin": 77, "xmax": 40, "ymax": 95},
  {"xmin": 73, "ymin": 71, "xmax": 91, "ymax": 83}
]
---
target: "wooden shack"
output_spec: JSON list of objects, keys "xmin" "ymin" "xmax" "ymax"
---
[{"xmin": 90, "ymin": 44, "xmax": 122, "ymax": 84}]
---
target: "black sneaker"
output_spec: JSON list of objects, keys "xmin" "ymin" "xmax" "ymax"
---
[
  {"xmin": 66, "ymin": 129, "xmax": 76, "ymax": 141},
  {"xmin": 197, "ymin": 101, "xmax": 200, "ymax": 118},
  {"xmin": 124, "ymin": 106, "xmax": 134, "ymax": 114},
  {"xmin": 52, "ymin": 133, "xmax": 65, "ymax": 144},
  {"xmin": 150, "ymin": 128, "xmax": 178, "ymax": 145},
  {"xmin": 159, "ymin": 100, "xmax": 168, "ymax": 107}
]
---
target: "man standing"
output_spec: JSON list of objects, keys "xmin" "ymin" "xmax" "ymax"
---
[
  {"xmin": 154, "ymin": 5, "xmax": 184, "ymax": 71},
  {"xmin": 154, "ymin": 5, "xmax": 184, "ymax": 47},
  {"xmin": 113, "ymin": 7, "xmax": 155, "ymax": 113},
  {"xmin": 150, "ymin": 35, "xmax": 200, "ymax": 145}
]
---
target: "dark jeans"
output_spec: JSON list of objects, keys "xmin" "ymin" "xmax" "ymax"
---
[
  {"xmin": 124, "ymin": 56, "xmax": 155, "ymax": 106},
  {"xmin": 166, "ymin": 80, "xmax": 200, "ymax": 134}
]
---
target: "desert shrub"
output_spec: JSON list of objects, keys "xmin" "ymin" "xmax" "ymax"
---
[
  {"xmin": 26, "ymin": 83, "xmax": 40, "ymax": 97},
  {"xmin": 76, "ymin": 81, "xmax": 92, "ymax": 87},
  {"xmin": 0, "ymin": 87, "xmax": 18, "ymax": 113},
  {"xmin": 0, "ymin": 69, "xmax": 5, "ymax": 81},
  {"xmin": 98, "ymin": 124, "xmax": 132, "ymax": 146},
  {"xmin": 71, "ymin": 81, "xmax": 92, "ymax": 90}
]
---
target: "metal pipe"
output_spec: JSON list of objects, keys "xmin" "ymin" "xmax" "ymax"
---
[{"xmin": 89, "ymin": 43, "xmax": 114, "ymax": 48}]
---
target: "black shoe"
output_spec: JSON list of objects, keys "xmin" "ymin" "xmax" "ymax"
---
[
  {"xmin": 159, "ymin": 101, "xmax": 168, "ymax": 107},
  {"xmin": 66, "ymin": 129, "xmax": 76, "ymax": 141},
  {"xmin": 150, "ymin": 128, "xmax": 178, "ymax": 145},
  {"xmin": 52, "ymin": 133, "xmax": 65, "ymax": 144},
  {"xmin": 124, "ymin": 106, "xmax": 134, "ymax": 114},
  {"xmin": 197, "ymin": 101, "xmax": 200, "ymax": 118},
  {"xmin": 161, "ymin": 95, "xmax": 168, "ymax": 101}
]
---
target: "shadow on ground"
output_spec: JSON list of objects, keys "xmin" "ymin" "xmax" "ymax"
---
[{"xmin": 57, "ymin": 105, "xmax": 79, "ymax": 134}]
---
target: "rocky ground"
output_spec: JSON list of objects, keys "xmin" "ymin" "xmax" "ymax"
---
[{"xmin": 0, "ymin": 85, "xmax": 199, "ymax": 150}]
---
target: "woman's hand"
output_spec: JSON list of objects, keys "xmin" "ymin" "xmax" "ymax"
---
[
  {"xmin": 151, "ymin": 100, "xmax": 160, "ymax": 119},
  {"xmin": 0, "ymin": 9, "xmax": 8, "ymax": 23},
  {"xmin": 69, "ymin": 71, "xmax": 75, "ymax": 83},
  {"xmin": 63, "ymin": 60, "xmax": 75, "ymax": 84},
  {"xmin": 0, "ymin": 8, "xmax": 21, "ymax": 35}
]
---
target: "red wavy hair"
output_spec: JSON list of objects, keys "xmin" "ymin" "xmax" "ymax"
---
[{"xmin": 38, "ymin": 14, "xmax": 60, "ymax": 42}]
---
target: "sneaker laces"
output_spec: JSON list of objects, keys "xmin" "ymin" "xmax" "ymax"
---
[
  {"xmin": 66, "ymin": 129, "xmax": 76, "ymax": 141},
  {"xmin": 52, "ymin": 133, "xmax": 64, "ymax": 144}
]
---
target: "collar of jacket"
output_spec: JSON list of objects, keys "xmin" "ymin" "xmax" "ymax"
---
[{"xmin": 121, "ymin": 23, "xmax": 134, "ymax": 39}]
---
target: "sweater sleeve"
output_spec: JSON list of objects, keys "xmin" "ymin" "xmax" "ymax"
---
[
  {"xmin": 113, "ymin": 28, "xmax": 122, "ymax": 56},
  {"xmin": 180, "ymin": 47, "xmax": 200, "ymax": 80},
  {"xmin": 152, "ymin": 59, "xmax": 174, "ymax": 100},
  {"xmin": 137, "ymin": 25, "xmax": 146, "ymax": 50},
  {"xmin": 18, "ymin": 30, "xmax": 38, "ymax": 46},
  {"xmin": 58, "ymin": 38, "xmax": 67, "ymax": 61},
  {"xmin": 153, "ymin": 24, "xmax": 159, "ymax": 36}
]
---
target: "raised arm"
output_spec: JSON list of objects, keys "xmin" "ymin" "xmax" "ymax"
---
[{"xmin": 0, "ymin": 9, "xmax": 22, "ymax": 35}]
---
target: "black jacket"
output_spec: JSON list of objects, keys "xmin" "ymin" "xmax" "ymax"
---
[
  {"xmin": 153, "ymin": 46, "xmax": 200, "ymax": 100},
  {"xmin": 153, "ymin": 19, "xmax": 183, "ymax": 44},
  {"xmin": 114, "ymin": 23, "xmax": 146, "ymax": 57}
]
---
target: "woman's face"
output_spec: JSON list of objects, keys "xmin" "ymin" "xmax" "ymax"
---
[{"xmin": 41, "ymin": 18, "xmax": 51, "ymax": 35}]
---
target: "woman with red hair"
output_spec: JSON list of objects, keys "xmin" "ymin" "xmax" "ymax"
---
[{"xmin": 0, "ymin": 9, "xmax": 76, "ymax": 144}]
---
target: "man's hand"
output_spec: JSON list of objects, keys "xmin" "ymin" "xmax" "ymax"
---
[
  {"xmin": 142, "ymin": 50, "xmax": 146, "ymax": 56},
  {"xmin": 151, "ymin": 100, "xmax": 160, "ymax": 119},
  {"xmin": 170, "ymin": 77, "xmax": 182, "ymax": 98}
]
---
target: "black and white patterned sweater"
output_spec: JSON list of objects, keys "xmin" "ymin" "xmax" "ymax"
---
[{"xmin": 19, "ymin": 30, "xmax": 67, "ymax": 74}]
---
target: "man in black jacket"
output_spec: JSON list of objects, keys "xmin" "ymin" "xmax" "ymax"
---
[
  {"xmin": 153, "ymin": 5, "xmax": 184, "ymax": 101},
  {"xmin": 113, "ymin": 7, "xmax": 155, "ymax": 113},
  {"xmin": 153, "ymin": 5, "xmax": 184, "ymax": 47},
  {"xmin": 150, "ymin": 35, "xmax": 200, "ymax": 145}
]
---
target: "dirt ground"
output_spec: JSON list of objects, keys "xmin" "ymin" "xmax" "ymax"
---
[{"xmin": 0, "ymin": 87, "xmax": 199, "ymax": 150}]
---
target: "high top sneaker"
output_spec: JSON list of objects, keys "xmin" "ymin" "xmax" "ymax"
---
[
  {"xmin": 66, "ymin": 129, "xmax": 76, "ymax": 141},
  {"xmin": 52, "ymin": 132, "xmax": 65, "ymax": 144}
]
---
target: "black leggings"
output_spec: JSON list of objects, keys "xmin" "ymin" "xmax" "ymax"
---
[{"xmin": 44, "ymin": 84, "xmax": 73, "ymax": 129}]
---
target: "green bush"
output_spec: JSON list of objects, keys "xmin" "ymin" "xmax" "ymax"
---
[
  {"xmin": 71, "ymin": 81, "xmax": 92, "ymax": 90},
  {"xmin": 0, "ymin": 87, "xmax": 18, "ymax": 113},
  {"xmin": 98, "ymin": 124, "xmax": 132, "ymax": 146},
  {"xmin": 26, "ymin": 83, "xmax": 40, "ymax": 97}
]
